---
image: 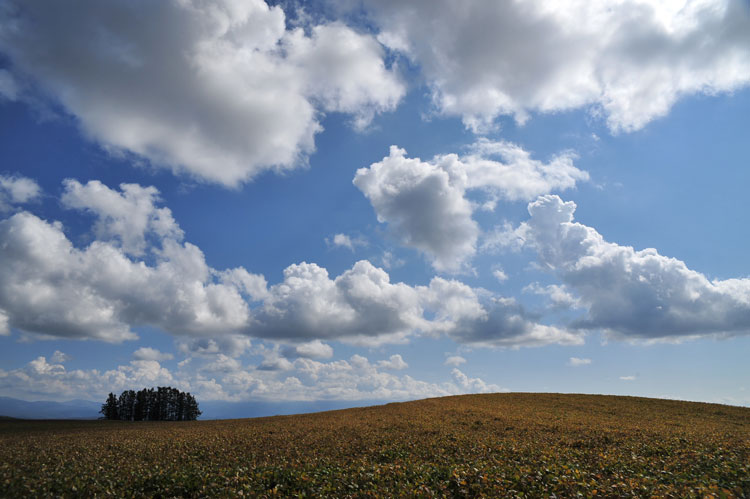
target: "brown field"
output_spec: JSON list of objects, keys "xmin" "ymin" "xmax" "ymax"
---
[{"xmin": 1, "ymin": 393, "xmax": 749, "ymax": 497}]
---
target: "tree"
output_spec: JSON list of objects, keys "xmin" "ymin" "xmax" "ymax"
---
[
  {"xmin": 99, "ymin": 387, "xmax": 201, "ymax": 421},
  {"xmin": 100, "ymin": 392, "xmax": 119, "ymax": 420}
]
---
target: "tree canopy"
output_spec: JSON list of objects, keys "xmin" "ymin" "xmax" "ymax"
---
[{"xmin": 100, "ymin": 387, "xmax": 200, "ymax": 421}]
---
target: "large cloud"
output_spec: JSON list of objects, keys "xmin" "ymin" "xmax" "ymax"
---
[
  {"xmin": 346, "ymin": 0, "xmax": 750, "ymax": 132},
  {"xmin": 519, "ymin": 195, "xmax": 750, "ymax": 340},
  {"xmin": 354, "ymin": 141, "xmax": 586, "ymax": 271},
  {"xmin": 0, "ymin": 178, "xmax": 579, "ymax": 349},
  {"xmin": 250, "ymin": 261, "xmax": 581, "ymax": 348},
  {"xmin": 0, "ymin": 181, "xmax": 260, "ymax": 342},
  {"xmin": 0, "ymin": 0, "xmax": 404, "ymax": 185},
  {"xmin": 250, "ymin": 260, "xmax": 427, "ymax": 345}
]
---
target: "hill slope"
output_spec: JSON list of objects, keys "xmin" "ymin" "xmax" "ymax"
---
[{"xmin": 1, "ymin": 393, "xmax": 748, "ymax": 497}]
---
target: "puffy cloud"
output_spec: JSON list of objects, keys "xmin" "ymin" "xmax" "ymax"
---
[
  {"xmin": 620, "ymin": 375, "xmax": 637, "ymax": 381},
  {"xmin": 492, "ymin": 269, "xmax": 508, "ymax": 282},
  {"xmin": 568, "ymin": 357, "xmax": 591, "ymax": 367},
  {"xmin": 354, "ymin": 142, "xmax": 585, "ymax": 271},
  {"xmin": 0, "ymin": 174, "xmax": 40, "ymax": 212},
  {"xmin": 0, "ymin": 0, "xmax": 404, "ymax": 186},
  {"xmin": 281, "ymin": 340, "xmax": 334, "ymax": 360},
  {"xmin": 133, "ymin": 347, "xmax": 174, "ymax": 362},
  {"xmin": 326, "ymin": 233, "xmax": 367, "ymax": 251},
  {"xmin": 450, "ymin": 368, "xmax": 504, "ymax": 394},
  {"xmin": 376, "ymin": 354, "xmax": 408, "ymax": 370},
  {"xmin": 348, "ymin": 0, "xmax": 750, "ymax": 132},
  {"xmin": 283, "ymin": 22, "xmax": 404, "ymax": 130},
  {"xmin": 218, "ymin": 268, "xmax": 269, "ymax": 303},
  {"xmin": 250, "ymin": 260, "xmax": 427, "ymax": 345},
  {"xmin": 354, "ymin": 146, "xmax": 477, "ymax": 272},
  {"xmin": 520, "ymin": 194, "xmax": 750, "ymax": 340},
  {"xmin": 0, "ymin": 198, "xmax": 256, "ymax": 342},
  {"xmin": 61, "ymin": 179, "xmax": 182, "ymax": 256},
  {"xmin": 444, "ymin": 355, "xmax": 466, "ymax": 367},
  {"xmin": 459, "ymin": 140, "xmax": 587, "ymax": 202}
]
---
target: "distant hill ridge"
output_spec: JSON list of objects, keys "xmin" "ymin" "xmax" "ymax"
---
[{"xmin": 0, "ymin": 396, "xmax": 101, "ymax": 420}]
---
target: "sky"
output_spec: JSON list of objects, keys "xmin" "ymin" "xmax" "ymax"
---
[{"xmin": 0, "ymin": 0, "xmax": 749, "ymax": 410}]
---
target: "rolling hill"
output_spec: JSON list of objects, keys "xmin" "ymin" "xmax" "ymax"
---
[{"xmin": 1, "ymin": 393, "xmax": 748, "ymax": 496}]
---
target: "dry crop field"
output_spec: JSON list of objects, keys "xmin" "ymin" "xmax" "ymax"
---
[{"xmin": 1, "ymin": 393, "xmax": 749, "ymax": 497}]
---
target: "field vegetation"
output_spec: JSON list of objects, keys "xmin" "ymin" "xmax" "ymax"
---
[{"xmin": 1, "ymin": 393, "xmax": 749, "ymax": 497}]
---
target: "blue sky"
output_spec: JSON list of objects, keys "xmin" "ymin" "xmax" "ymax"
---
[{"xmin": 0, "ymin": 0, "xmax": 749, "ymax": 410}]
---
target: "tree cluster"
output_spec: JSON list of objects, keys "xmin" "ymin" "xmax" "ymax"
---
[{"xmin": 100, "ymin": 386, "xmax": 201, "ymax": 421}]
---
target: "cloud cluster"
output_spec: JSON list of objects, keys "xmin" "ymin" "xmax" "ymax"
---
[
  {"xmin": 354, "ymin": 142, "xmax": 586, "ymax": 271},
  {"xmin": 0, "ymin": 178, "xmax": 579, "ymax": 349},
  {"xmin": 519, "ymin": 195, "xmax": 750, "ymax": 340},
  {"xmin": 0, "ymin": 352, "xmax": 504, "ymax": 403},
  {"xmin": 0, "ymin": 355, "xmax": 175, "ymax": 401},
  {"xmin": 0, "ymin": 0, "xmax": 404, "ymax": 185},
  {"xmin": 350, "ymin": 0, "xmax": 750, "ymax": 132},
  {"xmin": 0, "ymin": 181, "xmax": 258, "ymax": 342}
]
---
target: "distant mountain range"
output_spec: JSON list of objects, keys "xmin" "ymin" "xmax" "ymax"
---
[
  {"xmin": 0, "ymin": 396, "xmax": 383, "ymax": 420},
  {"xmin": 0, "ymin": 397, "xmax": 102, "ymax": 419}
]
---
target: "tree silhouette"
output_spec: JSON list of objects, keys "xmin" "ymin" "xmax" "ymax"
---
[
  {"xmin": 100, "ymin": 393, "xmax": 119, "ymax": 420},
  {"xmin": 100, "ymin": 387, "xmax": 200, "ymax": 421}
]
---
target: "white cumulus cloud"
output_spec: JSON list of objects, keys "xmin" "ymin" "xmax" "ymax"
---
[
  {"xmin": 0, "ymin": 0, "xmax": 404, "ymax": 186},
  {"xmin": 354, "ymin": 142, "xmax": 586, "ymax": 272},
  {"xmin": 0, "ymin": 181, "xmax": 260, "ymax": 342},
  {"xmin": 451, "ymin": 368, "xmax": 504, "ymax": 394},
  {"xmin": 376, "ymin": 354, "xmax": 408, "ymax": 370},
  {"xmin": 347, "ymin": 0, "xmax": 750, "ymax": 132},
  {"xmin": 327, "ymin": 233, "xmax": 367, "ymax": 251},
  {"xmin": 444, "ymin": 355, "xmax": 467, "ymax": 367},
  {"xmin": 61, "ymin": 179, "xmax": 182, "ymax": 256},
  {"xmin": 519, "ymin": 194, "xmax": 750, "ymax": 340}
]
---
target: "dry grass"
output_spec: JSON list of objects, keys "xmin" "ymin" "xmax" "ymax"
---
[{"xmin": 1, "ymin": 393, "xmax": 749, "ymax": 497}]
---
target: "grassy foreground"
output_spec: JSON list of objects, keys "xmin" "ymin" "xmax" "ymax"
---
[{"xmin": 1, "ymin": 393, "xmax": 749, "ymax": 497}]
